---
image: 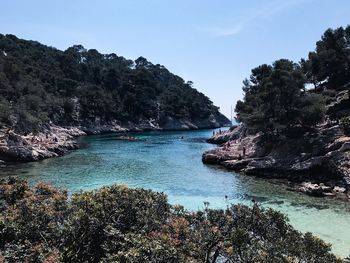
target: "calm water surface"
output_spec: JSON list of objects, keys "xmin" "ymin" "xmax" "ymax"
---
[{"xmin": 0, "ymin": 129, "xmax": 349, "ymax": 256}]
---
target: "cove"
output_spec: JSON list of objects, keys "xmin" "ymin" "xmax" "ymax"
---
[{"xmin": 0, "ymin": 129, "xmax": 349, "ymax": 257}]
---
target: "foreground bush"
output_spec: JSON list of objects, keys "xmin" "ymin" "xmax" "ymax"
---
[{"xmin": 0, "ymin": 177, "xmax": 342, "ymax": 262}]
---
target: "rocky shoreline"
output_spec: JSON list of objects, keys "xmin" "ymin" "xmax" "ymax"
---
[
  {"xmin": 0, "ymin": 115, "xmax": 228, "ymax": 164},
  {"xmin": 0, "ymin": 126, "xmax": 85, "ymax": 163},
  {"xmin": 202, "ymin": 124, "xmax": 350, "ymax": 200}
]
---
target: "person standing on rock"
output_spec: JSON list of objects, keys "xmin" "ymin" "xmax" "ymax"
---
[{"xmin": 243, "ymin": 146, "xmax": 246, "ymax": 157}]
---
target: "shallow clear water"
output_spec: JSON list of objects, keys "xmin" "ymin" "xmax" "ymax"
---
[{"xmin": 0, "ymin": 129, "xmax": 349, "ymax": 257}]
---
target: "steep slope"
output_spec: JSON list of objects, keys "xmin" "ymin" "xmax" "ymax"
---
[
  {"xmin": 0, "ymin": 34, "xmax": 229, "ymax": 163},
  {"xmin": 0, "ymin": 34, "xmax": 229, "ymax": 133}
]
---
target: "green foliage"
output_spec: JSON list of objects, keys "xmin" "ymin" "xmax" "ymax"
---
[
  {"xmin": 303, "ymin": 26, "xmax": 350, "ymax": 90},
  {"xmin": 340, "ymin": 117, "xmax": 350, "ymax": 135},
  {"xmin": 0, "ymin": 177, "xmax": 67, "ymax": 262},
  {"xmin": 62, "ymin": 185, "xmax": 169, "ymax": 262},
  {"xmin": 0, "ymin": 177, "xmax": 342, "ymax": 262},
  {"xmin": 235, "ymin": 59, "xmax": 325, "ymax": 133},
  {"xmin": 300, "ymin": 93, "xmax": 326, "ymax": 126},
  {"xmin": 0, "ymin": 98, "xmax": 12, "ymax": 126},
  {"xmin": 0, "ymin": 34, "xmax": 226, "ymax": 133},
  {"xmin": 235, "ymin": 25, "xmax": 350, "ymax": 133}
]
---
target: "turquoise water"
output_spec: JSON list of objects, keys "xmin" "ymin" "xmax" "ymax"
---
[{"xmin": 0, "ymin": 129, "xmax": 349, "ymax": 257}]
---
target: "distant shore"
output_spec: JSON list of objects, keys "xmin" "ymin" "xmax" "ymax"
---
[{"xmin": 0, "ymin": 120, "xmax": 226, "ymax": 164}]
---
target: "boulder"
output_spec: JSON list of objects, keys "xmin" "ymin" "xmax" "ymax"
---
[
  {"xmin": 291, "ymin": 156, "xmax": 325, "ymax": 172},
  {"xmin": 333, "ymin": 186, "xmax": 347, "ymax": 193},
  {"xmin": 299, "ymin": 182, "xmax": 332, "ymax": 197},
  {"xmin": 0, "ymin": 126, "xmax": 84, "ymax": 163},
  {"xmin": 207, "ymin": 125, "xmax": 243, "ymax": 144},
  {"xmin": 202, "ymin": 151, "xmax": 238, "ymax": 164},
  {"xmin": 0, "ymin": 145, "xmax": 36, "ymax": 162},
  {"xmin": 222, "ymin": 159, "xmax": 252, "ymax": 170}
]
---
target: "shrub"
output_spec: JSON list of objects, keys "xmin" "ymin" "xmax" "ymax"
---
[
  {"xmin": 340, "ymin": 117, "xmax": 350, "ymax": 135},
  {"xmin": 0, "ymin": 177, "xmax": 343, "ymax": 263}
]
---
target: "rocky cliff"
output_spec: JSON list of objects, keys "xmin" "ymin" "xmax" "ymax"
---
[{"xmin": 203, "ymin": 123, "xmax": 350, "ymax": 199}]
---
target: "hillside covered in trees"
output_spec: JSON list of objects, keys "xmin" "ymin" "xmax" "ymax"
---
[
  {"xmin": 203, "ymin": 26, "xmax": 350, "ymax": 198},
  {"xmin": 235, "ymin": 25, "xmax": 350, "ymax": 133},
  {"xmin": 0, "ymin": 34, "xmax": 228, "ymax": 134}
]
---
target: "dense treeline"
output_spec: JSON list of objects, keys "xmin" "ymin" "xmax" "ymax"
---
[
  {"xmin": 0, "ymin": 177, "xmax": 341, "ymax": 262},
  {"xmin": 0, "ymin": 34, "xmax": 226, "ymax": 133},
  {"xmin": 235, "ymin": 25, "xmax": 350, "ymax": 133}
]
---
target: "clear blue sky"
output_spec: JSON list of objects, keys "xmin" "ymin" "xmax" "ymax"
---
[{"xmin": 1, "ymin": 0, "xmax": 349, "ymax": 118}]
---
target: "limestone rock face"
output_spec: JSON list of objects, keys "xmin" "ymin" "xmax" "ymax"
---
[
  {"xmin": 159, "ymin": 114, "xmax": 227, "ymax": 131},
  {"xmin": 78, "ymin": 114, "xmax": 229, "ymax": 134},
  {"xmin": 0, "ymin": 126, "xmax": 84, "ymax": 162},
  {"xmin": 0, "ymin": 111, "xmax": 230, "ymax": 163},
  {"xmin": 203, "ymin": 129, "xmax": 266, "ymax": 162},
  {"xmin": 206, "ymin": 125, "xmax": 243, "ymax": 144},
  {"xmin": 202, "ymin": 123, "xmax": 350, "ymax": 198},
  {"xmin": 0, "ymin": 145, "xmax": 36, "ymax": 162}
]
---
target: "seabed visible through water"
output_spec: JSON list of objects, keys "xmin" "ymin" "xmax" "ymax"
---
[{"xmin": 1, "ymin": 128, "xmax": 349, "ymax": 257}]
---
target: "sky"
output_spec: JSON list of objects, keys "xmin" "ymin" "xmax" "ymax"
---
[{"xmin": 1, "ymin": 0, "xmax": 349, "ymax": 119}]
